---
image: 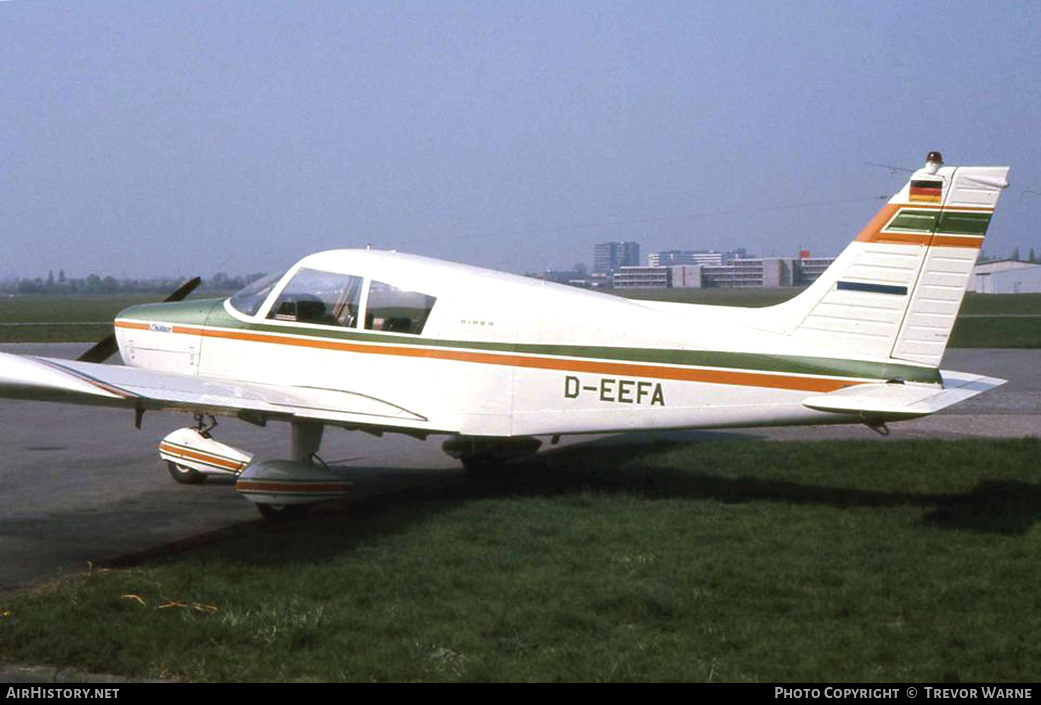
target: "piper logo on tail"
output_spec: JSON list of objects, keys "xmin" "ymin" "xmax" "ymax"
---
[{"xmin": 564, "ymin": 375, "xmax": 665, "ymax": 406}]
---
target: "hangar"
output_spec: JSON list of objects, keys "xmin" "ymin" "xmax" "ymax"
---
[{"xmin": 970, "ymin": 260, "xmax": 1041, "ymax": 294}]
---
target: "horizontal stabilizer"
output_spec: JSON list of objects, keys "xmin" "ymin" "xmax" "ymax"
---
[{"xmin": 802, "ymin": 370, "xmax": 1005, "ymax": 420}]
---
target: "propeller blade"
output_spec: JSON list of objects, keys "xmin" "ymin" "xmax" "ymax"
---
[
  {"xmin": 163, "ymin": 276, "xmax": 202, "ymax": 303},
  {"xmin": 76, "ymin": 333, "xmax": 120, "ymax": 364},
  {"xmin": 76, "ymin": 276, "xmax": 203, "ymax": 364}
]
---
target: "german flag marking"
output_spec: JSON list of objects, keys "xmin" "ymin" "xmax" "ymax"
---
[{"xmin": 909, "ymin": 179, "xmax": 943, "ymax": 204}]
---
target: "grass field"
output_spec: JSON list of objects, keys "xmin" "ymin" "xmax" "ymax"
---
[
  {"xmin": 948, "ymin": 317, "xmax": 1041, "ymax": 348},
  {"xmin": 0, "ymin": 294, "xmax": 231, "ymax": 343},
  {"xmin": 960, "ymin": 293, "xmax": 1041, "ymax": 316},
  {"xmin": 1, "ymin": 291, "xmax": 1039, "ymax": 346},
  {"xmin": 1, "ymin": 438, "xmax": 1038, "ymax": 682}
]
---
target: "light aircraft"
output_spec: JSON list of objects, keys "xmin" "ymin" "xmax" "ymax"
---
[{"xmin": 0, "ymin": 153, "xmax": 1010, "ymax": 519}]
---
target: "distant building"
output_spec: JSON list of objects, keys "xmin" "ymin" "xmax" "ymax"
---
[
  {"xmin": 647, "ymin": 250, "xmax": 723, "ymax": 267},
  {"xmin": 613, "ymin": 266, "xmax": 669, "ymax": 289},
  {"xmin": 970, "ymin": 260, "xmax": 1041, "ymax": 293},
  {"xmin": 613, "ymin": 265, "xmax": 703, "ymax": 289},
  {"xmin": 670, "ymin": 265, "xmax": 702, "ymax": 288},
  {"xmin": 700, "ymin": 258, "xmax": 792, "ymax": 288},
  {"xmin": 608, "ymin": 253, "xmax": 841, "ymax": 290},
  {"xmin": 594, "ymin": 241, "xmax": 641, "ymax": 273},
  {"xmin": 792, "ymin": 253, "xmax": 835, "ymax": 285},
  {"xmin": 575, "ymin": 247, "xmax": 838, "ymax": 290}
]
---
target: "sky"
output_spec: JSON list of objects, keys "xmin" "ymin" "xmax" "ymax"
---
[{"xmin": 2, "ymin": 1, "xmax": 1040, "ymax": 279}]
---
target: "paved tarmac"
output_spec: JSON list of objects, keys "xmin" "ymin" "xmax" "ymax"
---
[{"xmin": 0, "ymin": 343, "xmax": 1037, "ymax": 593}]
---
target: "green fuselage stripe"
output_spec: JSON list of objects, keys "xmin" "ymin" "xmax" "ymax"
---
[{"xmin": 119, "ymin": 299, "xmax": 942, "ymax": 385}]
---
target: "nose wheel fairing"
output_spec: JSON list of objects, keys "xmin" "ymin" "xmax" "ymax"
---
[
  {"xmin": 159, "ymin": 421, "xmax": 351, "ymax": 517},
  {"xmin": 158, "ymin": 427, "xmax": 252, "ymax": 477}
]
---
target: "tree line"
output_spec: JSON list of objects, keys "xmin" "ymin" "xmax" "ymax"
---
[{"xmin": 0, "ymin": 270, "xmax": 267, "ymax": 295}]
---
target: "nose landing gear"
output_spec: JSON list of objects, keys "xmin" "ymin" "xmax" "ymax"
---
[
  {"xmin": 160, "ymin": 418, "xmax": 352, "ymax": 521},
  {"xmin": 158, "ymin": 415, "xmax": 252, "ymax": 484}
]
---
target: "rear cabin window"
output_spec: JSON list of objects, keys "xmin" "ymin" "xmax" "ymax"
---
[
  {"xmin": 228, "ymin": 271, "xmax": 285, "ymax": 317},
  {"xmin": 364, "ymin": 281, "xmax": 436, "ymax": 335},
  {"xmin": 267, "ymin": 268, "xmax": 363, "ymax": 328}
]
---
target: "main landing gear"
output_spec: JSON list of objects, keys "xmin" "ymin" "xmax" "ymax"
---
[
  {"xmin": 255, "ymin": 502, "xmax": 310, "ymax": 521},
  {"xmin": 442, "ymin": 436, "xmax": 543, "ymax": 474},
  {"xmin": 235, "ymin": 422, "xmax": 352, "ymax": 521}
]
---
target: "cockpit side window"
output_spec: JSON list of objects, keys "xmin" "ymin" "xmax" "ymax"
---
[
  {"xmin": 364, "ymin": 281, "xmax": 436, "ymax": 335},
  {"xmin": 228, "ymin": 271, "xmax": 285, "ymax": 317},
  {"xmin": 267, "ymin": 268, "xmax": 363, "ymax": 328}
]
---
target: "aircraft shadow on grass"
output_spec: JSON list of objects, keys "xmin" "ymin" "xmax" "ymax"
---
[
  {"xmin": 97, "ymin": 436, "xmax": 1041, "ymax": 573},
  {"xmin": 474, "ymin": 440, "xmax": 1041, "ymax": 537},
  {"xmin": 4, "ymin": 435, "xmax": 1035, "ymax": 589}
]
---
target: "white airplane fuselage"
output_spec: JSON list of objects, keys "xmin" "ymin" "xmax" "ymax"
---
[{"xmin": 113, "ymin": 248, "xmax": 945, "ymax": 439}]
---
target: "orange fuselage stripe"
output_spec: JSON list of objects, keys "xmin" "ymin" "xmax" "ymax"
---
[
  {"xmin": 159, "ymin": 442, "xmax": 246, "ymax": 471},
  {"xmin": 117, "ymin": 321, "xmax": 861, "ymax": 393}
]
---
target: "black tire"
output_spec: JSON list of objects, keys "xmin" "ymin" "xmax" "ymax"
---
[
  {"xmin": 167, "ymin": 461, "xmax": 207, "ymax": 485},
  {"xmin": 256, "ymin": 503, "xmax": 310, "ymax": 522},
  {"xmin": 460, "ymin": 454, "xmax": 507, "ymax": 475}
]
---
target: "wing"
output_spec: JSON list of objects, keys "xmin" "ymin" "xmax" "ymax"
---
[
  {"xmin": 0, "ymin": 352, "xmax": 453, "ymax": 435},
  {"xmin": 802, "ymin": 370, "xmax": 1006, "ymax": 420}
]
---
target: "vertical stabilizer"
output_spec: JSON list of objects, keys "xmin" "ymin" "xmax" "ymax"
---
[{"xmin": 761, "ymin": 153, "xmax": 1009, "ymax": 366}]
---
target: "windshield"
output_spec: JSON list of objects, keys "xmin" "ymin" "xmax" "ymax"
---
[
  {"xmin": 267, "ymin": 268, "xmax": 363, "ymax": 328},
  {"xmin": 228, "ymin": 271, "xmax": 285, "ymax": 317}
]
